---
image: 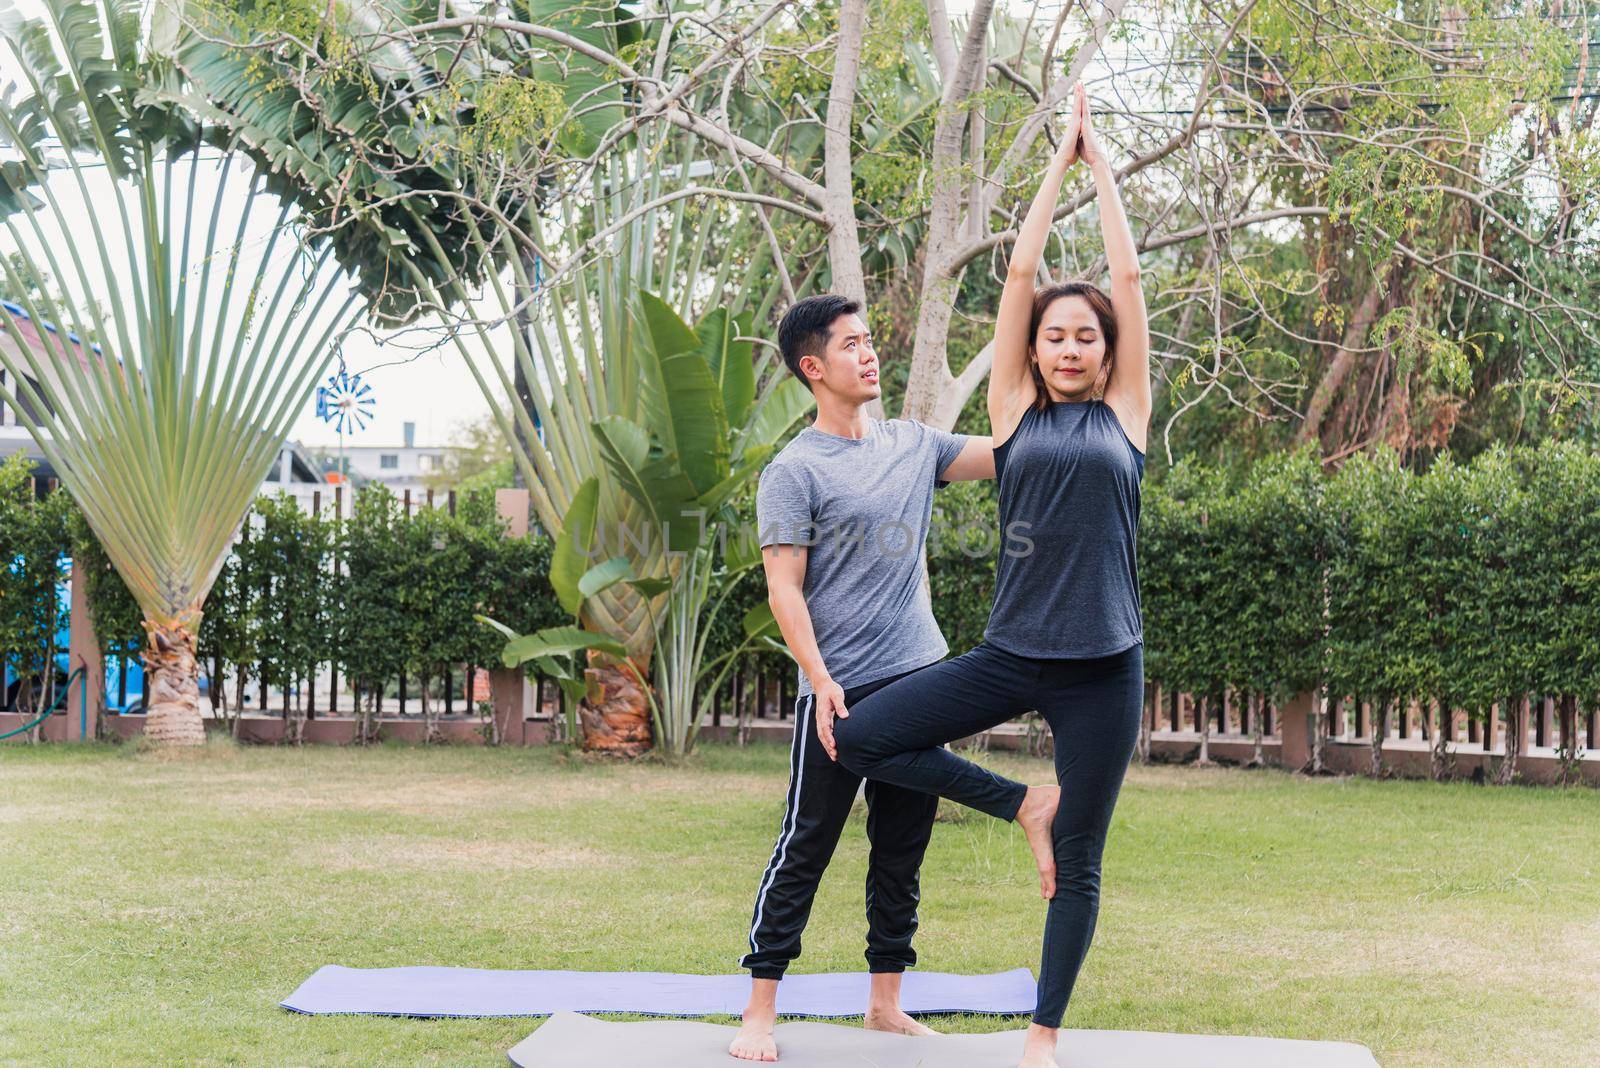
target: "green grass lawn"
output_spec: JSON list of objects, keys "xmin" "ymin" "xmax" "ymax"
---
[{"xmin": 2, "ymin": 740, "xmax": 1597, "ymax": 1067}]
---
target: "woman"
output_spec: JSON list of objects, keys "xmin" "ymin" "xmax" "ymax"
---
[{"xmin": 831, "ymin": 84, "xmax": 1150, "ymax": 1068}]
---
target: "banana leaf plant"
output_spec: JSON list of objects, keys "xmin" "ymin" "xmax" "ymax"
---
[
  {"xmin": 0, "ymin": 0, "xmax": 360, "ymax": 746},
  {"xmin": 479, "ymin": 290, "xmax": 807, "ymax": 755},
  {"xmin": 475, "ymin": 476, "xmax": 638, "ymax": 745}
]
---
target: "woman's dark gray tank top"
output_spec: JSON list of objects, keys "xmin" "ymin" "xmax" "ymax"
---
[{"xmin": 986, "ymin": 399, "xmax": 1145, "ymax": 659}]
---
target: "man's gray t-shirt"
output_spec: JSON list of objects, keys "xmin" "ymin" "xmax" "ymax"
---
[{"xmin": 756, "ymin": 418, "xmax": 969, "ymax": 697}]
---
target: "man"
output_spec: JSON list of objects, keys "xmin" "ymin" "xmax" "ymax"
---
[{"xmin": 729, "ymin": 294, "xmax": 996, "ymax": 1062}]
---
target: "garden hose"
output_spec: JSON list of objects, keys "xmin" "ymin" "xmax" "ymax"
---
[{"xmin": 0, "ymin": 666, "xmax": 87, "ymax": 741}]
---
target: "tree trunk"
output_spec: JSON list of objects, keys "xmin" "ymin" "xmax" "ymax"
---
[
  {"xmin": 421, "ymin": 671, "xmax": 440, "ymax": 744},
  {"xmin": 141, "ymin": 619, "xmax": 206, "ymax": 747},
  {"xmin": 1370, "ymin": 697, "xmax": 1389, "ymax": 778},
  {"xmin": 578, "ymin": 658, "xmax": 653, "ymax": 756},
  {"xmin": 1136, "ymin": 684, "xmax": 1153, "ymax": 763},
  {"xmin": 14, "ymin": 678, "xmax": 39, "ymax": 744},
  {"xmin": 737, "ymin": 665, "xmax": 753, "ymax": 748},
  {"xmin": 366, "ymin": 687, "xmax": 383, "ymax": 745},
  {"xmin": 1248, "ymin": 692, "xmax": 1264, "ymax": 767},
  {"xmin": 1310, "ymin": 686, "xmax": 1329, "ymax": 774},
  {"xmin": 1493, "ymin": 696, "xmax": 1522, "ymax": 786},
  {"xmin": 1196, "ymin": 693, "xmax": 1212, "ymax": 765},
  {"xmin": 823, "ymin": 0, "xmax": 869, "ymax": 309},
  {"xmin": 354, "ymin": 683, "xmax": 379, "ymax": 745},
  {"xmin": 1429, "ymin": 699, "xmax": 1450, "ymax": 781},
  {"xmin": 209, "ymin": 653, "xmax": 236, "ymax": 737},
  {"xmin": 1297, "ymin": 284, "xmax": 1385, "ymax": 450},
  {"xmin": 1557, "ymin": 693, "xmax": 1579, "ymax": 783},
  {"xmin": 285, "ymin": 678, "xmax": 306, "ymax": 747}
]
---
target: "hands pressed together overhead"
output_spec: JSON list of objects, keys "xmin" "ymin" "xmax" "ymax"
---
[{"xmin": 1052, "ymin": 83, "xmax": 1104, "ymax": 171}]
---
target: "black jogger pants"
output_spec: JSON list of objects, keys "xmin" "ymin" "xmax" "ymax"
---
[
  {"xmin": 740, "ymin": 668, "xmax": 939, "ymax": 980},
  {"xmin": 832, "ymin": 641, "xmax": 1144, "ymax": 1028}
]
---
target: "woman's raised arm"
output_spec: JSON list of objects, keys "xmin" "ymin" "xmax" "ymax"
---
[
  {"xmin": 1078, "ymin": 87, "xmax": 1151, "ymax": 453},
  {"xmin": 988, "ymin": 91, "xmax": 1083, "ymax": 445}
]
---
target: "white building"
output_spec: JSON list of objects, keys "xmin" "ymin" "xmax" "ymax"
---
[{"xmin": 324, "ymin": 421, "xmax": 451, "ymax": 491}]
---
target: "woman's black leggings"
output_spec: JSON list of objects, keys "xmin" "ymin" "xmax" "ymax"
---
[{"xmin": 832, "ymin": 641, "xmax": 1143, "ymax": 1028}]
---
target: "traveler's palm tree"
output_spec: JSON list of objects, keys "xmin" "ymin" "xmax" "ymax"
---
[
  {"xmin": 0, "ymin": 0, "xmax": 360, "ymax": 745},
  {"xmin": 171, "ymin": 1, "xmax": 813, "ymax": 753}
]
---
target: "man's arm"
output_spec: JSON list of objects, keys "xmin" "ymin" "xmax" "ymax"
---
[
  {"xmin": 938, "ymin": 435, "xmax": 996, "ymax": 482},
  {"xmin": 762, "ymin": 543, "xmax": 849, "ymax": 760}
]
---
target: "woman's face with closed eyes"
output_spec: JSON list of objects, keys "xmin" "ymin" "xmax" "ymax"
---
[{"xmin": 1032, "ymin": 294, "xmax": 1108, "ymax": 403}]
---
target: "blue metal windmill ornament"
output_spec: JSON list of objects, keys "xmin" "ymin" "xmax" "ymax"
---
[
  {"xmin": 315, "ymin": 366, "xmax": 375, "ymax": 481},
  {"xmin": 316, "ymin": 368, "xmax": 375, "ymax": 434}
]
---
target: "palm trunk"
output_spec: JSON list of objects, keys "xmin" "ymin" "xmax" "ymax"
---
[
  {"xmin": 578, "ymin": 656, "xmax": 653, "ymax": 756},
  {"xmin": 142, "ymin": 619, "xmax": 205, "ymax": 747}
]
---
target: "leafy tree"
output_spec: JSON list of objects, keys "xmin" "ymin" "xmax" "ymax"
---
[
  {"xmin": 335, "ymin": 488, "xmax": 412, "ymax": 742},
  {"xmin": 1325, "ymin": 452, "xmax": 1413, "ymax": 774},
  {"xmin": 236, "ymin": 495, "xmax": 333, "ymax": 742}
]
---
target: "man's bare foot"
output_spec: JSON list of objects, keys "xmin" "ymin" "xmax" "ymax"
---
[
  {"xmin": 1014, "ymin": 785, "xmax": 1060, "ymax": 898},
  {"xmin": 728, "ymin": 1009, "xmax": 777, "ymax": 1061},
  {"xmin": 1017, "ymin": 1022, "xmax": 1059, "ymax": 1066},
  {"xmin": 864, "ymin": 1005, "xmax": 939, "ymax": 1036},
  {"xmin": 729, "ymin": 979, "xmax": 779, "ymax": 1061}
]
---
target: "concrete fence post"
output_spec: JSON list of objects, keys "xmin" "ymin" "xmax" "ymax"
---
[
  {"xmin": 64, "ymin": 560, "xmax": 103, "ymax": 742},
  {"xmin": 492, "ymin": 489, "xmax": 532, "ymax": 745},
  {"xmin": 1279, "ymin": 690, "xmax": 1316, "ymax": 772}
]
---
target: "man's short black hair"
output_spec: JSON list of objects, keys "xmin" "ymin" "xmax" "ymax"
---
[{"xmin": 777, "ymin": 295, "xmax": 861, "ymax": 391}]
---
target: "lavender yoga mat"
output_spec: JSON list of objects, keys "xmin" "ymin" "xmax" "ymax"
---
[{"xmin": 280, "ymin": 965, "xmax": 1039, "ymax": 1018}]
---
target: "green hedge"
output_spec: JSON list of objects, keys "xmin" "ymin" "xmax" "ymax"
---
[
  {"xmin": 58, "ymin": 441, "xmax": 1600, "ymax": 729},
  {"xmin": 915, "ymin": 443, "xmax": 1600, "ymax": 726},
  {"xmin": 1141, "ymin": 444, "xmax": 1600, "ymax": 720},
  {"xmin": 77, "ymin": 486, "xmax": 566, "ymax": 710}
]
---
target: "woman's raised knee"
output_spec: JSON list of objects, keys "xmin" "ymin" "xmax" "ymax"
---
[{"xmin": 830, "ymin": 718, "xmax": 875, "ymax": 772}]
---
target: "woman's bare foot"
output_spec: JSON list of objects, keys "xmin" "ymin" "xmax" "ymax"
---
[
  {"xmin": 1014, "ymin": 785, "xmax": 1060, "ymax": 898},
  {"xmin": 728, "ymin": 1009, "xmax": 777, "ymax": 1061},
  {"xmin": 1017, "ymin": 1022, "xmax": 1060, "ymax": 1066},
  {"xmin": 864, "ymin": 1005, "xmax": 939, "ymax": 1036}
]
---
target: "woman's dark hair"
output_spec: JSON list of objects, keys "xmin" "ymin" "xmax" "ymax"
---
[
  {"xmin": 1028, "ymin": 282, "xmax": 1117, "ymax": 410},
  {"xmin": 777, "ymin": 294, "xmax": 861, "ymax": 391}
]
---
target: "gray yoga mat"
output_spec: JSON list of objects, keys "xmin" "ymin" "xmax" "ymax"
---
[
  {"xmin": 280, "ymin": 965, "xmax": 1038, "ymax": 1018},
  {"xmin": 506, "ymin": 1012, "xmax": 1382, "ymax": 1067}
]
